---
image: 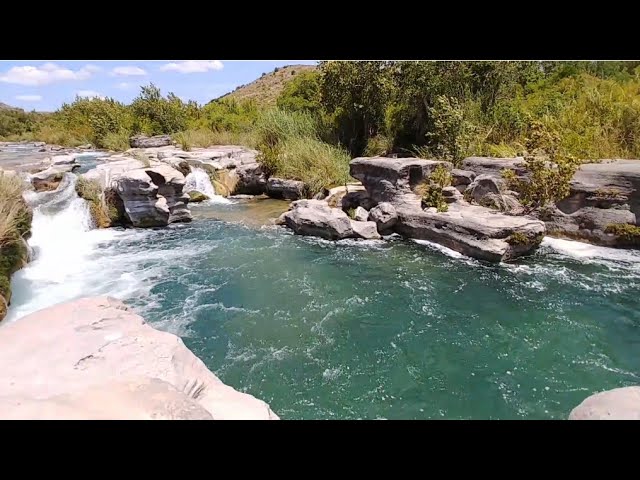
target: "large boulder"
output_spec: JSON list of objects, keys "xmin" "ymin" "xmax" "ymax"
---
[
  {"xmin": 350, "ymin": 220, "xmax": 382, "ymax": 240},
  {"xmin": 233, "ymin": 163, "xmax": 267, "ymax": 195},
  {"xmin": 354, "ymin": 206, "xmax": 369, "ymax": 222},
  {"xmin": 451, "ymin": 169, "xmax": 476, "ymax": 191},
  {"xmin": 350, "ymin": 157, "xmax": 452, "ymax": 209},
  {"xmin": 569, "ymin": 387, "xmax": 640, "ymax": 420},
  {"xmin": 395, "ymin": 203, "xmax": 546, "ymax": 262},
  {"xmin": 283, "ymin": 199, "xmax": 354, "ymax": 240},
  {"xmin": 129, "ymin": 134, "xmax": 173, "ymax": 149},
  {"xmin": 31, "ymin": 165, "xmax": 77, "ymax": 192},
  {"xmin": 324, "ymin": 184, "xmax": 369, "ymax": 208},
  {"xmin": 368, "ymin": 202, "xmax": 398, "ymax": 233},
  {"xmin": 266, "ymin": 177, "xmax": 305, "ymax": 200},
  {"xmin": 115, "ymin": 164, "xmax": 192, "ymax": 227},
  {"xmin": 0, "ymin": 297, "xmax": 278, "ymax": 420},
  {"xmin": 464, "ymin": 174, "xmax": 503, "ymax": 202}
]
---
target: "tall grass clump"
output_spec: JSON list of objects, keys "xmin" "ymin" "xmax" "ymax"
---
[
  {"xmin": 75, "ymin": 177, "xmax": 117, "ymax": 228},
  {"xmin": 0, "ymin": 173, "xmax": 32, "ymax": 318},
  {"xmin": 102, "ymin": 129, "xmax": 131, "ymax": 151},
  {"xmin": 272, "ymin": 137, "xmax": 352, "ymax": 196}
]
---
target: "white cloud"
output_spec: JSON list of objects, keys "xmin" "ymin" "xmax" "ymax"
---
[
  {"xmin": 159, "ymin": 60, "xmax": 224, "ymax": 73},
  {"xmin": 76, "ymin": 90, "xmax": 106, "ymax": 100},
  {"xmin": 15, "ymin": 94, "xmax": 42, "ymax": 102},
  {"xmin": 110, "ymin": 66, "xmax": 147, "ymax": 76},
  {"xmin": 0, "ymin": 63, "xmax": 97, "ymax": 86},
  {"xmin": 115, "ymin": 82, "xmax": 133, "ymax": 90}
]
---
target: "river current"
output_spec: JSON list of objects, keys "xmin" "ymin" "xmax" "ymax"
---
[{"xmin": 5, "ymin": 153, "xmax": 640, "ymax": 419}]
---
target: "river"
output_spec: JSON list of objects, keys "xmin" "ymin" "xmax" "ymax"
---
[{"xmin": 4, "ymin": 152, "xmax": 640, "ymax": 419}]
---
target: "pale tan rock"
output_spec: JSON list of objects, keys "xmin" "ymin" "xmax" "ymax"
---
[
  {"xmin": 569, "ymin": 386, "xmax": 640, "ymax": 420},
  {"xmin": 0, "ymin": 296, "xmax": 279, "ymax": 420}
]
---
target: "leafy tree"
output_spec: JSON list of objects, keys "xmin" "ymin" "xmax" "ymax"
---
[
  {"xmin": 276, "ymin": 71, "xmax": 322, "ymax": 113},
  {"xmin": 130, "ymin": 83, "xmax": 190, "ymax": 135}
]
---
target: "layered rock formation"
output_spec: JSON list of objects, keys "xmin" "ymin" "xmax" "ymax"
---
[
  {"xmin": 350, "ymin": 157, "xmax": 545, "ymax": 261},
  {"xmin": 114, "ymin": 165, "xmax": 192, "ymax": 227},
  {"xmin": 460, "ymin": 157, "xmax": 640, "ymax": 248},
  {"xmin": 0, "ymin": 296, "xmax": 279, "ymax": 420},
  {"xmin": 569, "ymin": 386, "xmax": 640, "ymax": 420},
  {"xmin": 129, "ymin": 134, "xmax": 173, "ymax": 149}
]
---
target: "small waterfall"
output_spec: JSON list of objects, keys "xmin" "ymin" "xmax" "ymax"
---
[
  {"xmin": 184, "ymin": 167, "xmax": 231, "ymax": 204},
  {"xmin": 5, "ymin": 173, "xmax": 123, "ymax": 322}
]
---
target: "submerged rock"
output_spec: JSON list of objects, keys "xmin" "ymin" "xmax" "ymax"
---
[
  {"xmin": 115, "ymin": 165, "xmax": 192, "ymax": 227},
  {"xmin": 188, "ymin": 190, "xmax": 209, "ymax": 203},
  {"xmin": 283, "ymin": 199, "xmax": 354, "ymax": 240},
  {"xmin": 129, "ymin": 134, "xmax": 173, "ymax": 149},
  {"xmin": 0, "ymin": 296, "xmax": 278, "ymax": 420},
  {"xmin": 266, "ymin": 177, "xmax": 305, "ymax": 200},
  {"xmin": 569, "ymin": 386, "xmax": 640, "ymax": 420},
  {"xmin": 395, "ymin": 203, "xmax": 546, "ymax": 262}
]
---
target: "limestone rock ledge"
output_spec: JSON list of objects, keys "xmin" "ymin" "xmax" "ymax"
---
[
  {"xmin": 569, "ymin": 386, "xmax": 640, "ymax": 420},
  {"xmin": 0, "ymin": 296, "xmax": 279, "ymax": 420}
]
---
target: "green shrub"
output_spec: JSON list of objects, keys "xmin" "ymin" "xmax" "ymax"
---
[
  {"xmin": 363, "ymin": 134, "xmax": 393, "ymax": 156},
  {"xmin": 506, "ymin": 231, "xmax": 529, "ymax": 245},
  {"xmin": 604, "ymin": 223, "xmax": 640, "ymax": 245},
  {"xmin": 501, "ymin": 153, "xmax": 580, "ymax": 209},
  {"xmin": 0, "ymin": 173, "xmax": 30, "ymax": 247},
  {"xmin": 416, "ymin": 164, "xmax": 452, "ymax": 212},
  {"xmin": 102, "ymin": 129, "xmax": 131, "ymax": 151}
]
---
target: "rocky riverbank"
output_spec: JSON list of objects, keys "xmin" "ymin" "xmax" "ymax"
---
[{"xmin": 0, "ymin": 296, "xmax": 278, "ymax": 419}]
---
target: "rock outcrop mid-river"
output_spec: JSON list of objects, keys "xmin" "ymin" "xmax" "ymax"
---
[
  {"xmin": 460, "ymin": 157, "xmax": 640, "ymax": 248},
  {"xmin": 350, "ymin": 156, "xmax": 546, "ymax": 261},
  {"xmin": 0, "ymin": 296, "xmax": 279, "ymax": 420}
]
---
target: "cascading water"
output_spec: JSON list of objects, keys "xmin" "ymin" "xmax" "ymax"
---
[
  {"xmin": 5, "ymin": 172, "xmax": 150, "ymax": 322},
  {"xmin": 184, "ymin": 167, "xmax": 231, "ymax": 204}
]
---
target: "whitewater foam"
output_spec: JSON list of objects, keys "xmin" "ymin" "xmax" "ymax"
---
[{"xmin": 184, "ymin": 167, "xmax": 231, "ymax": 204}]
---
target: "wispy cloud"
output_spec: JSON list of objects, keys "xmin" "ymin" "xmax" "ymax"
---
[
  {"xmin": 159, "ymin": 60, "xmax": 224, "ymax": 74},
  {"xmin": 15, "ymin": 94, "xmax": 42, "ymax": 102},
  {"xmin": 110, "ymin": 66, "xmax": 147, "ymax": 77},
  {"xmin": 115, "ymin": 82, "xmax": 134, "ymax": 90},
  {"xmin": 0, "ymin": 63, "xmax": 97, "ymax": 86},
  {"xmin": 76, "ymin": 90, "xmax": 106, "ymax": 100}
]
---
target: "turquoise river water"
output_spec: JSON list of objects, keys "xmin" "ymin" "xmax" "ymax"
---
[{"xmin": 5, "ymin": 154, "xmax": 640, "ymax": 419}]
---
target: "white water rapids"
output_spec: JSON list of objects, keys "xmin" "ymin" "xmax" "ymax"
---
[{"xmin": 184, "ymin": 167, "xmax": 231, "ymax": 204}]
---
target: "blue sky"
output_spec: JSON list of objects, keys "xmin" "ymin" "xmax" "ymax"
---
[{"xmin": 0, "ymin": 60, "xmax": 318, "ymax": 111}]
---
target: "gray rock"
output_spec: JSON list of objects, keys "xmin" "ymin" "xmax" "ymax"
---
[
  {"xmin": 31, "ymin": 164, "xmax": 78, "ymax": 192},
  {"xmin": 354, "ymin": 206, "xmax": 369, "ymax": 222},
  {"xmin": 115, "ymin": 165, "xmax": 192, "ymax": 227},
  {"xmin": 49, "ymin": 154, "xmax": 77, "ymax": 165},
  {"xmin": 368, "ymin": 202, "xmax": 398, "ymax": 232},
  {"xmin": 325, "ymin": 184, "xmax": 367, "ymax": 208},
  {"xmin": 465, "ymin": 174, "xmax": 503, "ymax": 202},
  {"xmin": 0, "ymin": 296, "xmax": 278, "ymax": 420},
  {"xmin": 266, "ymin": 177, "xmax": 305, "ymax": 200},
  {"xmin": 451, "ymin": 169, "xmax": 476, "ymax": 187},
  {"xmin": 350, "ymin": 220, "xmax": 382, "ymax": 240},
  {"xmin": 544, "ymin": 160, "xmax": 640, "ymax": 246},
  {"xmin": 129, "ymin": 134, "xmax": 173, "ymax": 149},
  {"xmin": 542, "ymin": 205, "xmax": 636, "ymax": 247},
  {"xmin": 442, "ymin": 186, "xmax": 463, "ymax": 204},
  {"xmin": 283, "ymin": 199, "xmax": 354, "ymax": 240},
  {"xmin": 350, "ymin": 157, "xmax": 452, "ymax": 209},
  {"xmin": 234, "ymin": 163, "xmax": 267, "ymax": 195},
  {"xmin": 479, "ymin": 193, "xmax": 524, "ymax": 214},
  {"xmin": 569, "ymin": 387, "xmax": 640, "ymax": 420},
  {"xmin": 395, "ymin": 203, "xmax": 546, "ymax": 262},
  {"xmin": 461, "ymin": 156, "xmax": 527, "ymax": 177}
]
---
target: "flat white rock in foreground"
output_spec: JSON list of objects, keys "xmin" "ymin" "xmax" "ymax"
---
[
  {"xmin": 0, "ymin": 296, "xmax": 279, "ymax": 420},
  {"xmin": 569, "ymin": 386, "xmax": 640, "ymax": 420}
]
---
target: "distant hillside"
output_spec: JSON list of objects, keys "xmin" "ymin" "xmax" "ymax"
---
[
  {"xmin": 215, "ymin": 64, "xmax": 317, "ymax": 107},
  {"xmin": 0, "ymin": 102, "xmax": 22, "ymax": 112}
]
